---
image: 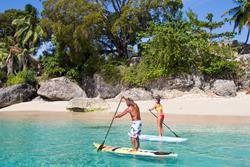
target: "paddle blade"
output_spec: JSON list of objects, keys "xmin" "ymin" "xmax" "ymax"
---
[{"xmin": 97, "ymin": 143, "xmax": 104, "ymax": 152}]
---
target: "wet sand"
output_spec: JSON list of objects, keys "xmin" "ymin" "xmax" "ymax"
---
[{"xmin": 1, "ymin": 111, "xmax": 250, "ymax": 125}]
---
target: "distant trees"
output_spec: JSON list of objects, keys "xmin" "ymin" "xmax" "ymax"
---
[
  {"xmin": 0, "ymin": 4, "xmax": 44, "ymax": 79},
  {"xmin": 0, "ymin": 1, "xmax": 243, "ymax": 87},
  {"xmin": 41, "ymin": 0, "xmax": 183, "ymax": 61}
]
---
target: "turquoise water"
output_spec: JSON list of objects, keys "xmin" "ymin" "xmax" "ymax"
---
[{"xmin": 0, "ymin": 118, "xmax": 250, "ymax": 167}]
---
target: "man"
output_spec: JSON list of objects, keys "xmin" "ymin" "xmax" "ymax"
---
[{"xmin": 114, "ymin": 97, "xmax": 142, "ymax": 151}]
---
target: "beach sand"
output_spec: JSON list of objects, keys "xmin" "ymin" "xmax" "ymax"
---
[{"xmin": 0, "ymin": 92, "xmax": 250, "ymax": 124}]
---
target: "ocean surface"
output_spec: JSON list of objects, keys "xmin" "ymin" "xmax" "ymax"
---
[{"xmin": 0, "ymin": 117, "xmax": 249, "ymax": 167}]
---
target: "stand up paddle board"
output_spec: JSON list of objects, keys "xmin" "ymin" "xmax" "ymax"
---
[
  {"xmin": 137, "ymin": 134, "xmax": 187, "ymax": 143},
  {"xmin": 94, "ymin": 143, "xmax": 177, "ymax": 158}
]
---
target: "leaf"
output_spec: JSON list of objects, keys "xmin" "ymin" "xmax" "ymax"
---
[
  {"xmin": 32, "ymin": 32, "xmax": 38, "ymax": 44},
  {"xmin": 22, "ymin": 29, "xmax": 33, "ymax": 46},
  {"xmin": 14, "ymin": 26, "xmax": 29, "ymax": 38}
]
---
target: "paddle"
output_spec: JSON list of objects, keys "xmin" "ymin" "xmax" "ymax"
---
[
  {"xmin": 97, "ymin": 97, "xmax": 123, "ymax": 151},
  {"xmin": 149, "ymin": 110, "xmax": 180, "ymax": 137}
]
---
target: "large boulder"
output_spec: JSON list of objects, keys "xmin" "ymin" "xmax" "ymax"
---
[
  {"xmin": 146, "ymin": 75, "xmax": 194, "ymax": 91},
  {"xmin": 235, "ymin": 53, "xmax": 250, "ymax": 89},
  {"xmin": 211, "ymin": 80, "xmax": 237, "ymax": 97},
  {"xmin": 116, "ymin": 88, "xmax": 152, "ymax": 100},
  {"xmin": 151, "ymin": 89, "xmax": 185, "ymax": 99},
  {"xmin": 82, "ymin": 74, "xmax": 124, "ymax": 99},
  {"xmin": 67, "ymin": 97, "xmax": 109, "ymax": 112},
  {"xmin": 0, "ymin": 84, "xmax": 36, "ymax": 108},
  {"xmin": 38, "ymin": 77, "xmax": 86, "ymax": 101}
]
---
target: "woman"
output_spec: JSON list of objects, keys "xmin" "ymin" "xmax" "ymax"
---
[{"xmin": 149, "ymin": 97, "xmax": 164, "ymax": 136}]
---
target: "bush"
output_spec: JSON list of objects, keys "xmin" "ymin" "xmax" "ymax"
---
[
  {"xmin": 41, "ymin": 56, "xmax": 66, "ymax": 78},
  {"xmin": 7, "ymin": 70, "xmax": 36, "ymax": 86},
  {"xmin": 100, "ymin": 64, "xmax": 122, "ymax": 85},
  {"xmin": 0, "ymin": 70, "xmax": 6, "ymax": 82},
  {"xmin": 201, "ymin": 57, "xmax": 239, "ymax": 79},
  {"xmin": 121, "ymin": 20, "xmax": 239, "ymax": 86}
]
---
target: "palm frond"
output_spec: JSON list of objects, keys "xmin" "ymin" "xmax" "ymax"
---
[{"xmin": 22, "ymin": 30, "xmax": 33, "ymax": 46}]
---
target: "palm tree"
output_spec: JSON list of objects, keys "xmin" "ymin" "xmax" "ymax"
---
[
  {"xmin": 6, "ymin": 4, "xmax": 45, "ymax": 75},
  {"xmin": 12, "ymin": 4, "xmax": 45, "ymax": 48},
  {"xmin": 0, "ymin": 36, "xmax": 21, "ymax": 75},
  {"xmin": 223, "ymin": 0, "xmax": 250, "ymax": 44}
]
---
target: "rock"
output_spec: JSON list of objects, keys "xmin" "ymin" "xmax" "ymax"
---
[
  {"xmin": 38, "ymin": 77, "xmax": 86, "ymax": 101},
  {"xmin": 146, "ymin": 75, "xmax": 194, "ymax": 91},
  {"xmin": 94, "ymin": 74, "xmax": 123, "ymax": 99},
  {"xmin": 67, "ymin": 97, "xmax": 109, "ymax": 112},
  {"xmin": 32, "ymin": 96, "xmax": 47, "ymax": 102},
  {"xmin": 151, "ymin": 89, "xmax": 185, "ymax": 99},
  {"xmin": 81, "ymin": 74, "xmax": 125, "ymax": 99},
  {"xmin": 0, "ymin": 84, "xmax": 36, "ymax": 108},
  {"xmin": 193, "ymin": 75, "xmax": 204, "ymax": 88},
  {"xmin": 189, "ymin": 87, "xmax": 205, "ymax": 94},
  {"xmin": 203, "ymin": 82, "xmax": 212, "ymax": 92},
  {"xmin": 235, "ymin": 53, "xmax": 250, "ymax": 89},
  {"xmin": 211, "ymin": 80, "xmax": 237, "ymax": 97},
  {"xmin": 116, "ymin": 88, "xmax": 152, "ymax": 100},
  {"xmin": 81, "ymin": 75, "xmax": 97, "ymax": 98},
  {"xmin": 246, "ymin": 88, "xmax": 250, "ymax": 95}
]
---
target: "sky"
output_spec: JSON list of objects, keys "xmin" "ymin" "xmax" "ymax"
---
[{"xmin": 0, "ymin": 0, "xmax": 248, "ymax": 43}]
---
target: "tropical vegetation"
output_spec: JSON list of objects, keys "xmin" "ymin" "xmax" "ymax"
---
[{"xmin": 0, "ymin": 0, "xmax": 248, "ymax": 87}]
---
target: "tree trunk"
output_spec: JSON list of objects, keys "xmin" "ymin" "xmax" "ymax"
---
[
  {"xmin": 6, "ymin": 53, "xmax": 14, "ymax": 75},
  {"xmin": 244, "ymin": 29, "xmax": 250, "ymax": 45}
]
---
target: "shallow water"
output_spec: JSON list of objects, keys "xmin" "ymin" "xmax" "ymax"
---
[{"xmin": 0, "ymin": 118, "xmax": 250, "ymax": 167}]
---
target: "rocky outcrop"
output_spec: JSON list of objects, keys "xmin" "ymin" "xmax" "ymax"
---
[
  {"xmin": 67, "ymin": 97, "xmax": 109, "ymax": 112},
  {"xmin": 236, "ymin": 53, "xmax": 250, "ymax": 89},
  {"xmin": 246, "ymin": 88, "xmax": 250, "ymax": 95},
  {"xmin": 0, "ymin": 84, "xmax": 36, "ymax": 108},
  {"xmin": 211, "ymin": 80, "xmax": 237, "ymax": 97},
  {"xmin": 38, "ymin": 77, "xmax": 86, "ymax": 101},
  {"xmin": 116, "ymin": 88, "xmax": 152, "ymax": 100},
  {"xmin": 146, "ymin": 75, "xmax": 194, "ymax": 91},
  {"xmin": 82, "ymin": 74, "xmax": 125, "ymax": 99},
  {"xmin": 151, "ymin": 89, "xmax": 185, "ymax": 99}
]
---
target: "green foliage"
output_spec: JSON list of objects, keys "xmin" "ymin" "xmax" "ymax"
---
[
  {"xmin": 100, "ymin": 64, "xmax": 122, "ymax": 85},
  {"xmin": 41, "ymin": 0, "xmax": 99, "ymax": 67},
  {"xmin": 134, "ymin": 21, "xmax": 207, "ymax": 81},
  {"xmin": 223, "ymin": 0, "xmax": 250, "ymax": 44},
  {"xmin": 0, "ymin": 9, "xmax": 23, "ymax": 37},
  {"xmin": 0, "ymin": 70, "xmax": 6, "ymax": 82},
  {"xmin": 83, "ymin": 55, "xmax": 103, "ymax": 76},
  {"xmin": 187, "ymin": 10, "xmax": 235, "ymax": 40},
  {"xmin": 0, "ymin": 42, "xmax": 9, "ymax": 68},
  {"xmin": 12, "ymin": 4, "xmax": 45, "ymax": 48},
  {"xmin": 201, "ymin": 58, "xmax": 239, "ymax": 79},
  {"xmin": 7, "ymin": 70, "xmax": 36, "ymax": 86},
  {"xmin": 40, "ymin": 55, "xmax": 66, "ymax": 78},
  {"xmin": 121, "ymin": 19, "xmax": 239, "ymax": 86}
]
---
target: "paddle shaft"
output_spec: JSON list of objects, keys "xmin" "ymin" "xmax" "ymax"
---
[
  {"xmin": 97, "ymin": 97, "xmax": 123, "ymax": 151},
  {"xmin": 149, "ymin": 110, "xmax": 180, "ymax": 137}
]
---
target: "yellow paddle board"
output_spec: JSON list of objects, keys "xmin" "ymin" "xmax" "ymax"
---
[{"xmin": 94, "ymin": 143, "xmax": 177, "ymax": 158}]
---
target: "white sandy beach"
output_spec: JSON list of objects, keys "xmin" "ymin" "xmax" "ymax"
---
[{"xmin": 1, "ymin": 92, "xmax": 250, "ymax": 117}]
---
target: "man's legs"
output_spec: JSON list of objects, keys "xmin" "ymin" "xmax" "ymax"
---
[
  {"xmin": 131, "ymin": 137, "xmax": 140, "ymax": 151},
  {"xmin": 131, "ymin": 137, "xmax": 136, "ymax": 151},
  {"xmin": 135, "ymin": 137, "xmax": 140, "ymax": 150}
]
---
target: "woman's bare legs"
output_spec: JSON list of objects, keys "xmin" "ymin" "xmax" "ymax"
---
[{"xmin": 160, "ymin": 117, "xmax": 164, "ymax": 136}]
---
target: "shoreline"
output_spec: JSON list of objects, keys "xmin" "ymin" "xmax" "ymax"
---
[
  {"xmin": 0, "ymin": 92, "xmax": 250, "ymax": 119},
  {"xmin": 1, "ymin": 112, "xmax": 250, "ymax": 125}
]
